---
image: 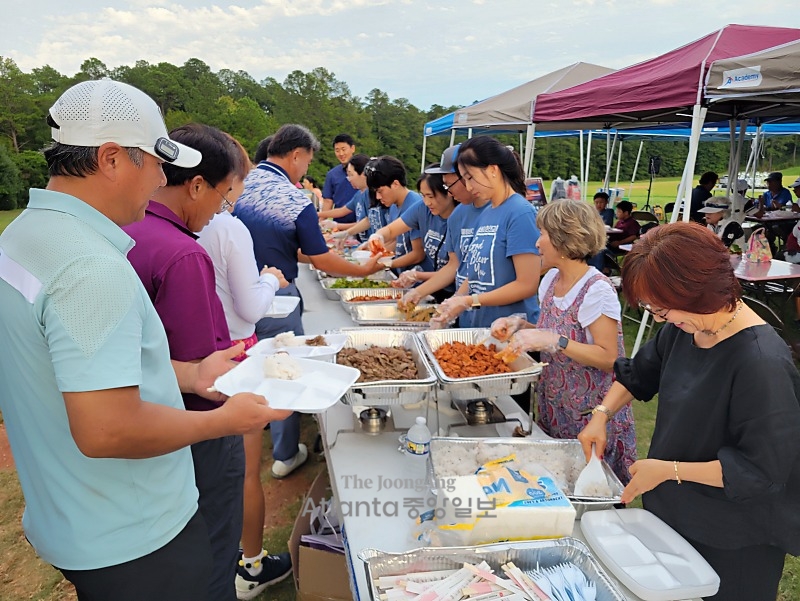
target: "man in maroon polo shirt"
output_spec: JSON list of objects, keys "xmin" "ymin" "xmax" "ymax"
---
[
  {"xmin": 124, "ymin": 123, "xmax": 289, "ymax": 601},
  {"xmin": 607, "ymin": 200, "xmax": 640, "ymax": 253}
]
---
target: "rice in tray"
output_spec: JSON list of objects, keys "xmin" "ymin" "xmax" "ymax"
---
[{"xmin": 432, "ymin": 440, "xmax": 585, "ymax": 495}]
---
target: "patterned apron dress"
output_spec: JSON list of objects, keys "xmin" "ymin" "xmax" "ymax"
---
[{"xmin": 535, "ymin": 271, "xmax": 637, "ymax": 484}]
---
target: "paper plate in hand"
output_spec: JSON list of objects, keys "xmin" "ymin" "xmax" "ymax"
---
[
  {"xmin": 213, "ymin": 356, "xmax": 359, "ymax": 413},
  {"xmin": 263, "ymin": 296, "xmax": 301, "ymax": 318},
  {"xmin": 246, "ymin": 334, "xmax": 348, "ymax": 359}
]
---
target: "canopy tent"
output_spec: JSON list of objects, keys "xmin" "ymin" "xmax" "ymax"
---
[
  {"xmin": 532, "ymin": 24, "xmax": 800, "ymax": 355},
  {"xmin": 533, "ymin": 24, "xmax": 800, "ymax": 126},
  {"xmin": 420, "ymin": 62, "xmax": 614, "ymax": 174},
  {"xmin": 704, "ymin": 38, "xmax": 800, "ymax": 117}
]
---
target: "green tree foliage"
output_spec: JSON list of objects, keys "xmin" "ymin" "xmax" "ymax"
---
[
  {"xmin": 0, "ymin": 144, "xmax": 24, "ymax": 210},
  {"xmin": 0, "ymin": 56, "xmax": 798, "ymax": 207}
]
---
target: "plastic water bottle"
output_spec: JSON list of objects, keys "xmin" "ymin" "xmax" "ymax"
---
[{"xmin": 404, "ymin": 416, "xmax": 432, "ymax": 457}]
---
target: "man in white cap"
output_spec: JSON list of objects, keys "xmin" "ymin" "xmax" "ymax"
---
[
  {"xmin": 791, "ymin": 176, "xmax": 800, "ymax": 204},
  {"xmin": 698, "ymin": 197, "xmax": 744, "ymax": 249},
  {"xmin": 0, "ymin": 79, "xmax": 289, "ymax": 600}
]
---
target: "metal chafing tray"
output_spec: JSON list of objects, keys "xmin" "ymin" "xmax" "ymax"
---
[
  {"xmin": 428, "ymin": 436, "xmax": 624, "ymax": 518},
  {"xmin": 359, "ymin": 538, "xmax": 626, "ymax": 601},
  {"xmin": 320, "ymin": 274, "xmax": 399, "ymax": 301},
  {"xmin": 418, "ymin": 328, "xmax": 542, "ymax": 400},
  {"xmin": 338, "ymin": 288, "xmax": 408, "ymax": 305},
  {"xmin": 348, "ymin": 303, "xmax": 437, "ymax": 328},
  {"xmin": 332, "ymin": 328, "xmax": 437, "ymax": 406}
]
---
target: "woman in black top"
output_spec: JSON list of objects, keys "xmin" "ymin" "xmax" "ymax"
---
[{"xmin": 579, "ymin": 221, "xmax": 800, "ymax": 601}]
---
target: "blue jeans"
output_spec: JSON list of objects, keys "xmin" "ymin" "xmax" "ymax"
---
[{"xmin": 255, "ymin": 283, "xmax": 303, "ymax": 462}]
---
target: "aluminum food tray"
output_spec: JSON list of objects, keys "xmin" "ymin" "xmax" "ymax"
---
[
  {"xmin": 360, "ymin": 538, "xmax": 626, "ymax": 601},
  {"xmin": 347, "ymin": 303, "xmax": 438, "ymax": 328},
  {"xmin": 332, "ymin": 328, "xmax": 437, "ymax": 406},
  {"xmin": 418, "ymin": 328, "xmax": 542, "ymax": 400},
  {"xmin": 428, "ymin": 436, "xmax": 624, "ymax": 517},
  {"xmin": 338, "ymin": 288, "xmax": 408, "ymax": 305}
]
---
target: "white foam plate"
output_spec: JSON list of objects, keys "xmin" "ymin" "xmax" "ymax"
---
[
  {"xmin": 581, "ymin": 508, "xmax": 719, "ymax": 601},
  {"xmin": 213, "ymin": 356, "xmax": 359, "ymax": 413},
  {"xmin": 263, "ymin": 296, "xmax": 301, "ymax": 318},
  {"xmin": 246, "ymin": 334, "xmax": 348, "ymax": 359}
]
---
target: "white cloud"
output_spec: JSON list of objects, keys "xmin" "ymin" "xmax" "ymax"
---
[{"xmin": 1, "ymin": 0, "xmax": 799, "ymax": 109}]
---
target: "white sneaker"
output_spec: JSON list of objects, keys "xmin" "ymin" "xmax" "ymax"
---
[{"xmin": 271, "ymin": 443, "xmax": 308, "ymax": 479}]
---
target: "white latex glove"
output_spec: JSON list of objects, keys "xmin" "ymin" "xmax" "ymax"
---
[
  {"xmin": 400, "ymin": 288, "xmax": 423, "ymax": 308},
  {"xmin": 393, "ymin": 270, "xmax": 419, "ymax": 288},
  {"xmin": 377, "ymin": 256, "xmax": 393, "ymax": 268},
  {"xmin": 490, "ymin": 313, "xmax": 528, "ymax": 342},
  {"xmin": 331, "ymin": 229, "xmax": 349, "ymax": 239},
  {"xmin": 368, "ymin": 233, "xmax": 385, "ymax": 245},
  {"xmin": 429, "ymin": 295, "xmax": 471, "ymax": 329},
  {"xmin": 508, "ymin": 329, "xmax": 560, "ymax": 354}
]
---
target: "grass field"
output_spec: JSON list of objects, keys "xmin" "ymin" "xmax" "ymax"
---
[{"xmin": 1, "ymin": 189, "xmax": 799, "ymax": 600}]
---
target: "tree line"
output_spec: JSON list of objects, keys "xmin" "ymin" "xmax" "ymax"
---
[{"xmin": 1, "ymin": 55, "xmax": 798, "ymax": 210}]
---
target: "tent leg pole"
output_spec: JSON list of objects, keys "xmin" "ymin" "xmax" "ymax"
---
[
  {"xmin": 585, "ymin": 132, "xmax": 593, "ymax": 201},
  {"xmin": 615, "ymin": 141, "xmax": 623, "ymax": 190},
  {"xmin": 628, "ymin": 141, "xmax": 643, "ymax": 200},
  {"xmin": 631, "ymin": 311, "xmax": 651, "ymax": 356},
  {"xmin": 579, "ymin": 131, "xmax": 585, "ymax": 202},
  {"xmin": 679, "ymin": 104, "xmax": 707, "ymax": 222},
  {"xmin": 421, "ymin": 136, "xmax": 428, "ymax": 174}
]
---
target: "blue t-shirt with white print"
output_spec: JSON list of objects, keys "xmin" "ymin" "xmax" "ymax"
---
[
  {"xmin": 345, "ymin": 189, "xmax": 371, "ymax": 242},
  {"xmin": 399, "ymin": 200, "xmax": 449, "ymax": 272},
  {"xmin": 461, "ymin": 193, "xmax": 540, "ymax": 327},
  {"xmin": 388, "ymin": 191, "xmax": 422, "ymax": 262}
]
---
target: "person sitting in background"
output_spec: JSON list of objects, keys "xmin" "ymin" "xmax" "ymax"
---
[
  {"xmin": 579, "ymin": 221, "xmax": 800, "ymax": 601},
  {"xmin": 758, "ymin": 171, "xmax": 795, "ymax": 212},
  {"xmin": 364, "ymin": 155, "xmax": 424, "ymax": 273},
  {"xmin": 594, "ymin": 191, "xmax": 615, "ymax": 226},
  {"xmin": 699, "ymin": 197, "xmax": 744, "ymax": 250},
  {"xmin": 607, "ymin": 200, "xmax": 640, "ymax": 252},
  {"xmin": 491, "ymin": 200, "xmax": 635, "ymax": 484},
  {"xmin": 689, "ymin": 171, "xmax": 718, "ymax": 223}
]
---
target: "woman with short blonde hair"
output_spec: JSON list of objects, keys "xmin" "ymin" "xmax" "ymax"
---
[{"xmin": 492, "ymin": 199, "xmax": 636, "ymax": 483}]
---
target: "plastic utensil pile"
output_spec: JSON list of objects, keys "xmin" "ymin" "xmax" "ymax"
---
[
  {"xmin": 371, "ymin": 559, "xmax": 597, "ymax": 601},
  {"xmin": 527, "ymin": 562, "xmax": 597, "ymax": 601}
]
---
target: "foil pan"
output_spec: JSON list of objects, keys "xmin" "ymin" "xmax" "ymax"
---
[
  {"xmin": 359, "ymin": 538, "xmax": 626, "ymax": 601},
  {"xmin": 338, "ymin": 288, "xmax": 408, "ymax": 305},
  {"xmin": 332, "ymin": 328, "xmax": 437, "ymax": 406},
  {"xmin": 348, "ymin": 303, "xmax": 438, "ymax": 327},
  {"xmin": 428, "ymin": 436, "xmax": 624, "ymax": 518},
  {"xmin": 418, "ymin": 328, "xmax": 542, "ymax": 400}
]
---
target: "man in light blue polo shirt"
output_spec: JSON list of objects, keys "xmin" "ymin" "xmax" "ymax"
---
[{"xmin": 0, "ymin": 79, "xmax": 289, "ymax": 601}]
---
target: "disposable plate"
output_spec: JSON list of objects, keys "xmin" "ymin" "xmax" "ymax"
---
[
  {"xmin": 213, "ymin": 356, "xmax": 359, "ymax": 413},
  {"xmin": 263, "ymin": 296, "xmax": 301, "ymax": 318},
  {"xmin": 246, "ymin": 333, "xmax": 348, "ymax": 359},
  {"xmin": 581, "ymin": 508, "xmax": 719, "ymax": 601}
]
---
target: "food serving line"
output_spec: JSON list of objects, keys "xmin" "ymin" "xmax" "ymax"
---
[{"xmin": 285, "ymin": 263, "xmax": 712, "ymax": 601}]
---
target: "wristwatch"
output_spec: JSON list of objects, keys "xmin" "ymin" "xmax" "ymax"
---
[
  {"xmin": 557, "ymin": 335, "xmax": 569, "ymax": 351},
  {"xmin": 471, "ymin": 293, "xmax": 481, "ymax": 309},
  {"xmin": 591, "ymin": 405, "xmax": 615, "ymax": 419}
]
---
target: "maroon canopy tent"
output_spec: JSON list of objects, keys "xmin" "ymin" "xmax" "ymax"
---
[{"xmin": 532, "ymin": 24, "xmax": 800, "ymax": 126}]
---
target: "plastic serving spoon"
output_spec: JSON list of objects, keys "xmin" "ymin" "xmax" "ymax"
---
[{"xmin": 573, "ymin": 444, "xmax": 608, "ymax": 497}]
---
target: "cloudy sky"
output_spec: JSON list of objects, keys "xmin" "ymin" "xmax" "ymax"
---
[{"xmin": 2, "ymin": 0, "xmax": 799, "ymax": 110}]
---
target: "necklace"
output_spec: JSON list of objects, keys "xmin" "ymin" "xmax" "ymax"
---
[
  {"xmin": 556, "ymin": 266, "xmax": 588, "ymax": 296},
  {"xmin": 702, "ymin": 301, "xmax": 743, "ymax": 336}
]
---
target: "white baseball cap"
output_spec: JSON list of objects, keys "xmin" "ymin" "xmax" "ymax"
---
[
  {"xmin": 48, "ymin": 79, "xmax": 201, "ymax": 168},
  {"xmin": 698, "ymin": 198, "xmax": 730, "ymax": 213},
  {"xmin": 792, "ymin": 176, "xmax": 800, "ymax": 189}
]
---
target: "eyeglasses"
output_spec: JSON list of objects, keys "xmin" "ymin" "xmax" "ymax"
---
[
  {"xmin": 442, "ymin": 176, "xmax": 462, "ymax": 193},
  {"xmin": 638, "ymin": 302, "xmax": 670, "ymax": 320},
  {"xmin": 207, "ymin": 183, "xmax": 233, "ymax": 214}
]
